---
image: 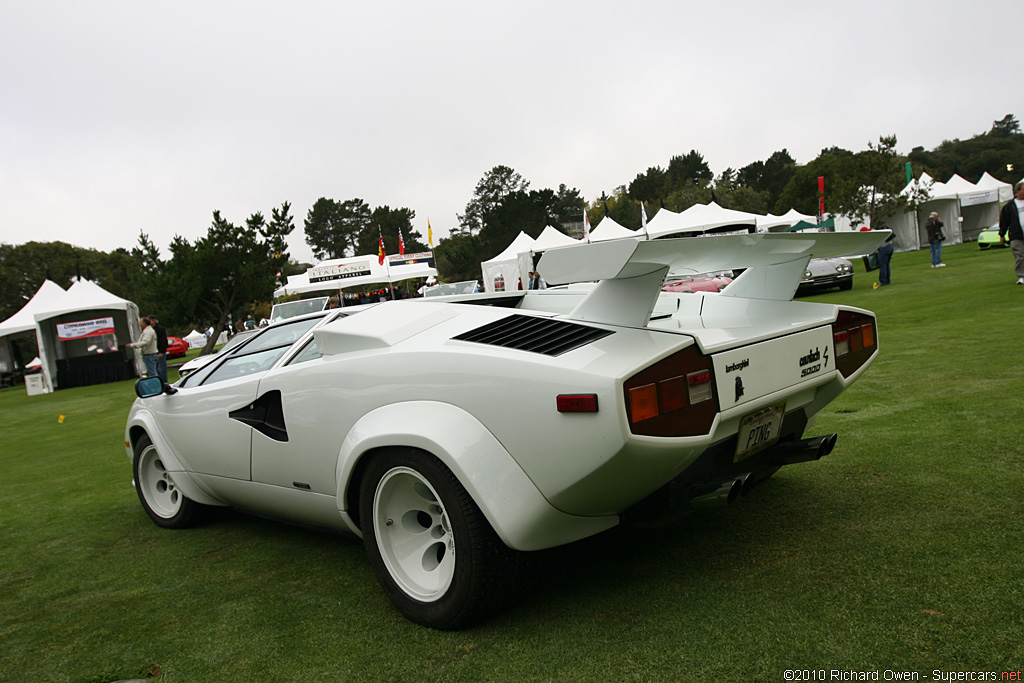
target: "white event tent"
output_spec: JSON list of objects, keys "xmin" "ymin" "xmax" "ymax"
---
[
  {"xmin": 757, "ymin": 208, "xmax": 818, "ymax": 232},
  {"xmin": 976, "ymin": 172, "xmax": 1013, "ymax": 203},
  {"xmin": 0, "ymin": 279, "xmax": 142, "ymax": 393},
  {"xmin": 33, "ymin": 279, "xmax": 143, "ymax": 392},
  {"xmin": 886, "ymin": 172, "xmax": 1007, "ymax": 251},
  {"xmin": 514, "ymin": 226, "xmax": 581, "ymax": 287},
  {"xmin": 943, "ymin": 174, "xmax": 1001, "ymax": 242},
  {"xmin": 587, "ymin": 216, "xmax": 643, "ymax": 242},
  {"xmin": 0, "ymin": 280, "xmax": 67, "ymax": 379},
  {"xmin": 183, "ymin": 329, "xmax": 207, "ymax": 349},
  {"xmin": 481, "ymin": 231, "xmax": 535, "ymax": 292},
  {"xmin": 646, "ymin": 202, "xmax": 758, "ymax": 240}
]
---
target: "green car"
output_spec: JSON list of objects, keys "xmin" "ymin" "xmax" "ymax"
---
[{"xmin": 978, "ymin": 223, "xmax": 1007, "ymax": 249}]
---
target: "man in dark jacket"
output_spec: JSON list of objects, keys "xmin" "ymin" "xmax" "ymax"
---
[
  {"xmin": 924, "ymin": 211, "xmax": 945, "ymax": 268},
  {"xmin": 998, "ymin": 181, "xmax": 1024, "ymax": 285},
  {"xmin": 149, "ymin": 316, "xmax": 169, "ymax": 383}
]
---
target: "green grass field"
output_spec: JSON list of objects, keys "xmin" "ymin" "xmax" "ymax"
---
[{"xmin": 2, "ymin": 242, "xmax": 1022, "ymax": 682}]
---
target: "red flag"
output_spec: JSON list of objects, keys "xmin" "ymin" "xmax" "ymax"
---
[
  {"xmin": 817, "ymin": 176, "xmax": 825, "ymax": 221},
  {"xmin": 378, "ymin": 228, "xmax": 386, "ymax": 265},
  {"xmin": 398, "ymin": 229, "xmax": 405, "ymax": 256}
]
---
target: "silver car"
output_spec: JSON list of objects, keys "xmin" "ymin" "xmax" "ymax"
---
[{"xmin": 798, "ymin": 257, "xmax": 853, "ymax": 293}]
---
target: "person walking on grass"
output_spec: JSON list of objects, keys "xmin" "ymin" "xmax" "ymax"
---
[
  {"xmin": 998, "ymin": 181, "xmax": 1024, "ymax": 285},
  {"xmin": 925, "ymin": 211, "xmax": 946, "ymax": 268}
]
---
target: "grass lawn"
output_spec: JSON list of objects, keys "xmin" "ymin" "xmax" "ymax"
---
[{"xmin": 1, "ymin": 242, "xmax": 1022, "ymax": 682}]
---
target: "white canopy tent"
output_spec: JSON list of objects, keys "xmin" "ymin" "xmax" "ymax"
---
[
  {"xmin": 943, "ymin": 174, "xmax": 1000, "ymax": 242},
  {"xmin": 183, "ymin": 329, "xmax": 207, "ymax": 349},
  {"xmin": 588, "ymin": 216, "xmax": 643, "ymax": 242},
  {"xmin": 757, "ymin": 208, "xmax": 818, "ymax": 233},
  {"xmin": 0, "ymin": 280, "xmax": 67, "ymax": 377},
  {"xmin": 531, "ymin": 225, "xmax": 580, "ymax": 251},
  {"xmin": 31, "ymin": 279, "xmax": 143, "ymax": 392},
  {"xmin": 646, "ymin": 202, "xmax": 758, "ymax": 240},
  {"xmin": 976, "ymin": 172, "xmax": 1013, "ymax": 203},
  {"xmin": 274, "ymin": 251, "xmax": 437, "ymax": 298},
  {"xmin": 515, "ymin": 226, "xmax": 581, "ymax": 287},
  {"xmin": 481, "ymin": 231, "xmax": 535, "ymax": 292}
]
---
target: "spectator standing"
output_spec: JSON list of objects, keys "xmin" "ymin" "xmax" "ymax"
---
[
  {"xmin": 149, "ymin": 316, "xmax": 168, "ymax": 384},
  {"xmin": 924, "ymin": 212, "xmax": 946, "ymax": 268},
  {"xmin": 998, "ymin": 181, "xmax": 1024, "ymax": 285},
  {"xmin": 875, "ymin": 227, "xmax": 895, "ymax": 286},
  {"xmin": 126, "ymin": 317, "xmax": 159, "ymax": 379}
]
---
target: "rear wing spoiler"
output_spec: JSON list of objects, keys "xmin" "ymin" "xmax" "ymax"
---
[{"xmin": 536, "ymin": 231, "xmax": 889, "ymax": 327}]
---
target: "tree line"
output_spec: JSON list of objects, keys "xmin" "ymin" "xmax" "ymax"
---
[{"xmin": 2, "ymin": 115, "xmax": 1020, "ymax": 343}]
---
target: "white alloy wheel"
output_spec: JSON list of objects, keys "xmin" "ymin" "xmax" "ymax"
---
[
  {"xmin": 137, "ymin": 444, "xmax": 183, "ymax": 519},
  {"xmin": 371, "ymin": 466, "xmax": 455, "ymax": 602},
  {"xmin": 132, "ymin": 433, "xmax": 202, "ymax": 528}
]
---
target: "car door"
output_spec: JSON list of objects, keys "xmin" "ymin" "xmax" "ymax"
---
[
  {"xmin": 249, "ymin": 328, "xmax": 358, "ymax": 496},
  {"xmin": 150, "ymin": 371, "xmax": 260, "ymax": 480},
  {"xmin": 155, "ymin": 316, "xmax": 329, "ymax": 481}
]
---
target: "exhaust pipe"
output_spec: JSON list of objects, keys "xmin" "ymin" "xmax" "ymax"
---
[
  {"xmin": 688, "ymin": 478, "xmax": 743, "ymax": 508},
  {"xmin": 773, "ymin": 433, "xmax": 838, "ymax": 465}
]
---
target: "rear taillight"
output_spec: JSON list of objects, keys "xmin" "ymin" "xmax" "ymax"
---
[
  {"xmin": 832, "ymin": 312, "xmax": 878, "ymax": 377},
  {"xmin": 624, "ymin": 344, "xmax": 718, "ymax": 437}
]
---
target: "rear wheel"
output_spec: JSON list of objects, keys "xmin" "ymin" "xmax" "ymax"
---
[
  {"xmin": 133, "ymin": 434, "xmax": 203, "ymax": 528},
  {"xmin": 359, "ymin": 449, "xmax": 516, "ymax": 630}
]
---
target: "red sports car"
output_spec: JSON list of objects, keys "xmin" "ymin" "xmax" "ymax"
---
[{"xmin": 166, "ymin": 336, "xmax": 189, "ymax": 359}]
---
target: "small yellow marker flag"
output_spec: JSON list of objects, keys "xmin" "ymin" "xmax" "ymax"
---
[{"xmin": 58, "ymin": 415, "xmax": 65, "ymax": 424}]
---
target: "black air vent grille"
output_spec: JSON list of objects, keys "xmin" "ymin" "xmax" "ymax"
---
[{"xmin": 453, "ymin": 315, "xmax": 612, "ymax": 356}]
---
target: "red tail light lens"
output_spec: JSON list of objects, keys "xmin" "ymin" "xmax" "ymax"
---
[
  {"xmin": 557, "ymin": 394, "xmax": 599, "ymax": 413},
  {"xmin": 831, "ymin": 312, "xmax": 878, "ymax": 377},
  {"xmin": 624, "ymin": 344, "xmax": 718, "ymax": 437}
]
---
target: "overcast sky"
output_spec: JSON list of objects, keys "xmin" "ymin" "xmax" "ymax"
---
[{"xmin": 2, "ymin": 0, "xmax": 1019, "ymax": 264}]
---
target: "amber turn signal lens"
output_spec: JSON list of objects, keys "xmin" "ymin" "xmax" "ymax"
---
[{"xmin": 628, "ymin": 384, "xmax": 659, "ymax": 423}]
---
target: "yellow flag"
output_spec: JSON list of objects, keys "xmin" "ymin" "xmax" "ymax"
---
[{"xmin": 428, "ymin": 218, "xmax": 433, "ymax": 247}]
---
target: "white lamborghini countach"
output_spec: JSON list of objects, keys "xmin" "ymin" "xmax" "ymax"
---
[{"xmin": 125, "ymin": 231, "xmax": 886, "ymax": 629}]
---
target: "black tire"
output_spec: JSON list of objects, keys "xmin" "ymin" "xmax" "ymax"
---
[
  {"xmin": 359, "ymin": 449, "xmax": 517, "ymax": 630},
  {"xmin": 839, "ymin": 280, "xmax": 853, "ymax": 291},
  {"xmin": 132, "ymin": 434, "xmax": 203, "ymax": 529}
]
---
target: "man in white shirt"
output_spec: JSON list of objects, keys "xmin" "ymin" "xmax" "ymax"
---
[
  {"xmin": 126, "ymin": 317, "xmax": 160, "ymax": 378},
  {"xmin": 998, "ymin": 181, "xmax": 1024, "ymax": 285}
]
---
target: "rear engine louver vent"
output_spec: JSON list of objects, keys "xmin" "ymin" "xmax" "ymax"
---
[{"xmin": 452, "ymin": 315, "xmax": 612, "ymax": 356}]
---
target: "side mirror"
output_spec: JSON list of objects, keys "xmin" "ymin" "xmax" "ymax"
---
[{"xmin": 135, "ymin": 376, "xmax": 176, "ymax": 398}]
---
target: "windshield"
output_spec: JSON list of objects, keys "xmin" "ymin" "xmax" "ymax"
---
[{"xmin": 270, "ymin": 298, "xmax": 329, "ymax": 323}]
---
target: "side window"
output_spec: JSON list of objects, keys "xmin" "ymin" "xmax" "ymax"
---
[
  {"xmin": 287, "ymin": 339, "xmax": 322, "ymax": 366},
  {"xmin": 203, "ymin": 347, "xmax": 291, "ymax": 385},
  {"xmin": 243, "ymin": 317, "xmax": 321, "ymax": 352}
]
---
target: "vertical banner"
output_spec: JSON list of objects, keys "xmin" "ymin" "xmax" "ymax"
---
[
  {"xmin": 905, "ymin": 161, "xmax": 913, "ymax": 186},
  {"xmin": 817, "ymin": 176, "xmax": 825, "ymax": 222}
]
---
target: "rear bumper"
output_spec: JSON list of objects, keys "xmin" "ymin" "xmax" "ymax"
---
[{"xmin": 622, "ymin": 408, "xmax": 820, "ymax": 524}]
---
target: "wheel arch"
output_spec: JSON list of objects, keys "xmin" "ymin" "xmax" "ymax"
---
[
  {"xmin": 336, "ymin": 401, "xmax": 617, "ymax": 552},
  {"xmin": 125, "ymin": 410, "xmax": 225, "ymax": 507}
]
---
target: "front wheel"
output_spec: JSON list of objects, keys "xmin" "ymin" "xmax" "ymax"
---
[
  {"xmin": 133, "ymin": 434, "xmax": 203, "ymax": 528},
  {"xmin": 359, "ymin": 449, "xmax": 517, "ymax": 630},
  {"xmin": 839, "ymin": 280, "xmax": 853, "ymax": 291}
]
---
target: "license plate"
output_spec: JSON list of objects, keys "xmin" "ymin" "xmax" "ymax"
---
[{"xmin": 734, "ymin": 402, "xmax": 786, "ymax": 462}]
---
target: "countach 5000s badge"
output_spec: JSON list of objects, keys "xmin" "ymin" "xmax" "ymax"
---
[{"xmin": 799, "ymin": 346, "xmax": 830, "ymax": 377}]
